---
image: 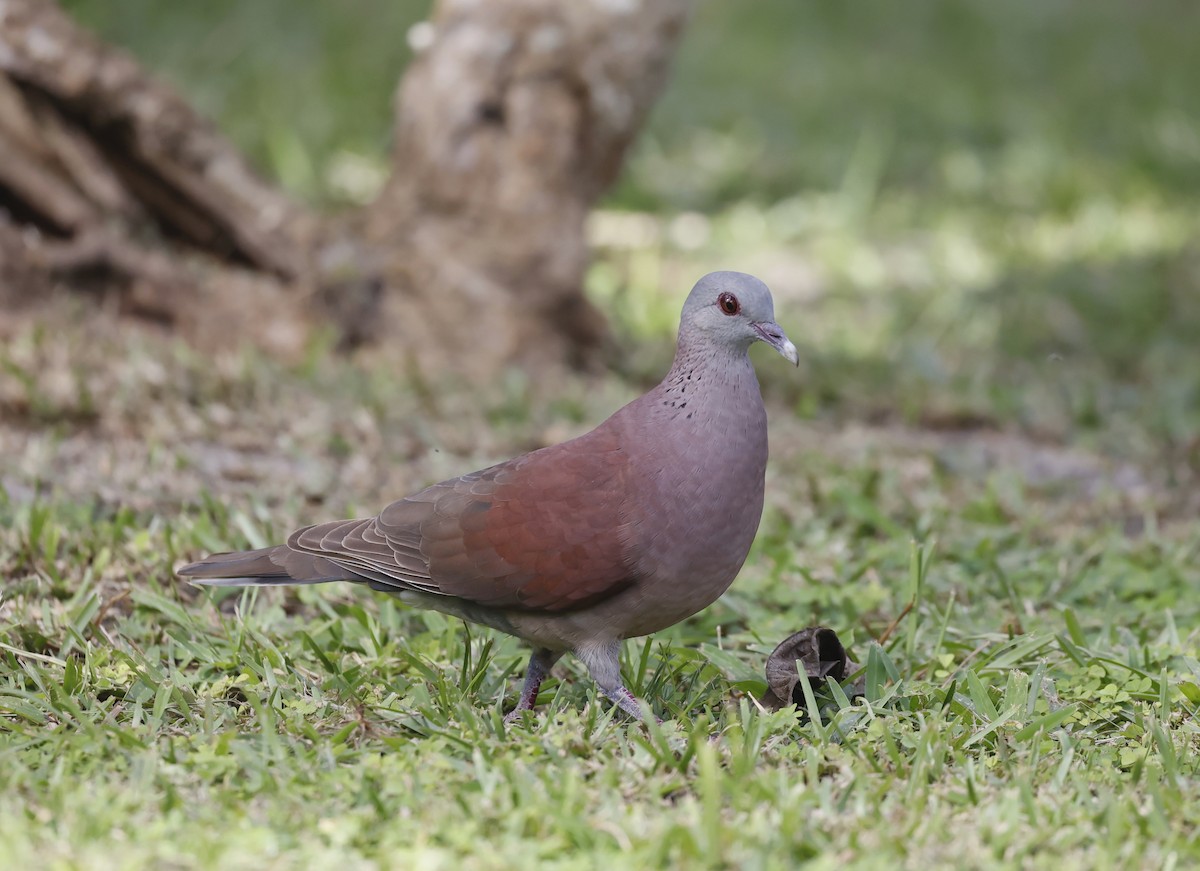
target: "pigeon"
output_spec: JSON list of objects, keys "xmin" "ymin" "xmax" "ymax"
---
[{"xmin": 179, "ymin": 271, "xmax": 797, "ymax": 720}]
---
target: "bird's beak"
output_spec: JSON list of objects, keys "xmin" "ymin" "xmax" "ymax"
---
[{"xmin": 753, "ymin": 322, "xmax": 799, "ymax": 366}]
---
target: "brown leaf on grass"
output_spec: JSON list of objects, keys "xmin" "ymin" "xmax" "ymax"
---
[{"xmin": 758, "ymin": 626, "xmax": 863, "ymax": 711}]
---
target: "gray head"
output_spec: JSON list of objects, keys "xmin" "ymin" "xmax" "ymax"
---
[{"xmin": 680, "ymin": 271, "xmax": 798, "ymax": 365}]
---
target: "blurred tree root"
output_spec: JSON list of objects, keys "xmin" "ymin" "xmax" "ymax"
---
[{"xmin": 0, "ymin": 0, "xmax": 688, "ymax": 375}]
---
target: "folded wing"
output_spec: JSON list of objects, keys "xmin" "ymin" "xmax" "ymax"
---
[{"xmin": 250, "ymin": 427, "xmax": 640, "ymax": 612}]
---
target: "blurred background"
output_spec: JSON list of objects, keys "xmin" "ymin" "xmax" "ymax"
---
[{"xmin": 59, "ymin": 0, "xmax": 1200, "ymax": 463}]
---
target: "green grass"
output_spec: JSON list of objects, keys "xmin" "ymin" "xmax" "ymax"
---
[
  {"xmin": 5, "ymin": 1, "xmax": 1200, "ymax": 868},
  {"xmin": 61, "ymin": 1, "xmax": 1200, "ymax": 212}
]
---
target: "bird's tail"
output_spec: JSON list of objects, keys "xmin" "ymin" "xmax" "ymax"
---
[{"xmin": 177, "ymin": 546, "xmax": 346, "ymax": 587}]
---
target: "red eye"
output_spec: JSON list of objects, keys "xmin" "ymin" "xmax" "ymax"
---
[{"xmin": 718, "ymin": 292, "xmax": 740, "ymax": 315}]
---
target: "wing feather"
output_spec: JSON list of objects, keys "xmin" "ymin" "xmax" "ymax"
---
[{"xmin": 278, "ymin": 425, "xmax": 637, "ymax": 612}]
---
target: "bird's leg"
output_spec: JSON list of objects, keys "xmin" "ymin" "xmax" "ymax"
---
[
  {"xmin": 504, "ymin": 648, "xmax": 560, "ymax": 722},
  {"xmin": 603, "ymin": 684, "xmax": 650, "ymax": 719},
  {"xmin": 579, "ymin": 640, "xmax": 653, "ymax": 721}
]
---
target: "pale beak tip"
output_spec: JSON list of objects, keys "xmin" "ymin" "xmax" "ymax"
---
[{"xmin": 780, "ymin": 338, "xmax": 799, "ymax": 367}]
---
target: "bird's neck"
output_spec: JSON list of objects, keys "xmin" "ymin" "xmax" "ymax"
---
[
  {"xmin": 665, "ymin": 329, "xmax": 756, "ymax": 386},
  {"xmin": 643, "ymin": 332, "xmax": 763, "ymax": 432}
]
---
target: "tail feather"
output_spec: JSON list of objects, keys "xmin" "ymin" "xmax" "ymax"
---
[{"xmin": 178, "ymin": 545, "xmax": 347, "ymax": 587}]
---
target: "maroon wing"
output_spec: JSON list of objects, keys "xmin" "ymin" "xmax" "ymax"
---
[{"xmin": 284, "ymin": 426, "xmax": 638, "ymax": 612}]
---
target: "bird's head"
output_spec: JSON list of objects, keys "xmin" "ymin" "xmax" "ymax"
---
[{"xmin": 680, "ymin": 271, "xmax": 798, "ymax": 365}]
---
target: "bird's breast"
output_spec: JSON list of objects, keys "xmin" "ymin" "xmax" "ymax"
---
[{"xmin": 623, "ymin": 379, "xmax": 768, "ymax": 602}]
